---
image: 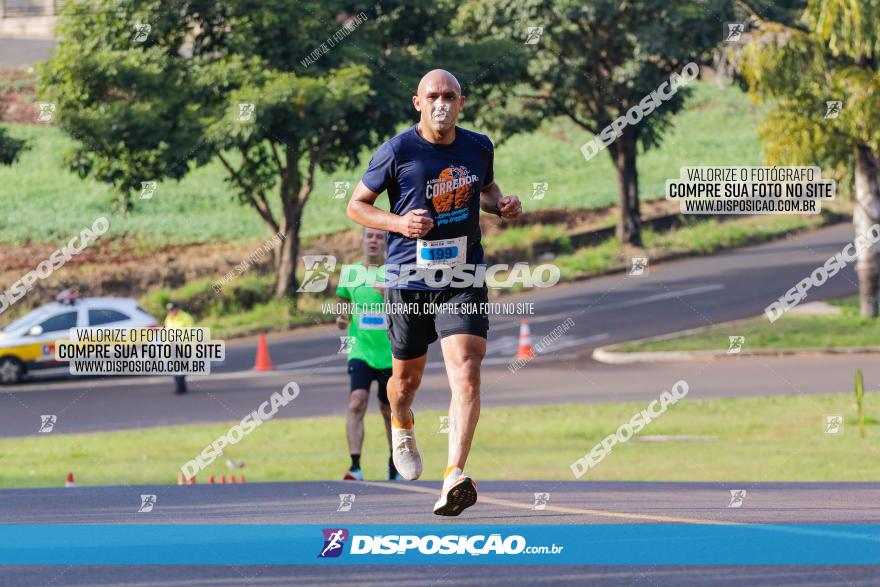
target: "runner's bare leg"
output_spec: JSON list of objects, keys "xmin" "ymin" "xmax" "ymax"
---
[
  {"xmin": 440, "ymin": 334, "xmax": 486, "ymax": 469},
  {"xmin": 379, "ymin": 401, "xmax": 393, "ymax": 448},
  {"xmin": 346, "ymin": 388, "xmax": 369, "ymax": 455},
  {"xmin": 388, "ymin": 354, "xmax": 427, "ymax": 425}
]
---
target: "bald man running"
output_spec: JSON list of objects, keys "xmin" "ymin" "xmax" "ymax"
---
[{"xmin": 347, "ymin": 69, "xmax": 522, "ymax": 516}]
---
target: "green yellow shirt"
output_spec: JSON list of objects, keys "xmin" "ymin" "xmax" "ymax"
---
[
  {"xmin": 336, "ymin": 264, "xmax": 392, "ymax": 370},
  {"xmin": 164, "ymin": 310, "xmax": 195, "ymax": 329}
]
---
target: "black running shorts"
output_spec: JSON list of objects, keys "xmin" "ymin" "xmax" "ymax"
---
[
  {"xmin": 386, "ymin": 286, "xmax": 490, "ymax": 360},
  {"xmin": 347, "ymin": 358, "xmax": 391, "ymax": 404}
]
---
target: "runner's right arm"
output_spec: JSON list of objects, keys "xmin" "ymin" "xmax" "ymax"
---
[{"xmin": 348, "ymin": 181, "xmax": 434, "ymax": 238}]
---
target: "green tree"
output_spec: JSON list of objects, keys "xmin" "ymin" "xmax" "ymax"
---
[
  {"xmin": 460, "ymin": 0, "xmax": 735, "ymax": 246},
  {"xmin": 739, "ymin": 0, "xmax": 880, "ymax": 315},
  {"xmin": 0, "ymin": 102, "xmax": 27, "ymax": 165},
  {"xmin": 0, "ymin": 129, "xmax": 26, "ymax": 166},
  {"xmin": 40, "ymin": 0, "xmax": 524, "ymax": 298}
]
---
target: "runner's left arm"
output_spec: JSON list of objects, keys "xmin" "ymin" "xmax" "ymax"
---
[
  {"xmin": 480, "ymin": 181, "xmax": 523, "ymax": 220},
  {"xmin": 335, "ymin": 282, "xmax": 351, "ymax": 330},
  {"xmin": 335, "ymin": 297, "xmax": 349, "ymax": 329}
]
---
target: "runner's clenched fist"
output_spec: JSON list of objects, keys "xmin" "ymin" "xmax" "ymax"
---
[
  {"xmin": 397, "ymin": 209, "xmax": 434, "ymax": 238},
  {"xmin": 497, "ymin": 195, "xmax": 522, "ymax": 220}
]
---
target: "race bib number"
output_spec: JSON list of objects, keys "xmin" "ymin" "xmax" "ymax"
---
[
  {"xmin": 417, "ymin": 236, "xmax": 466, "ymax": 268},
  {"xmin": 358, "ymin": 313, "xmax": 387, "ymax": 330}
]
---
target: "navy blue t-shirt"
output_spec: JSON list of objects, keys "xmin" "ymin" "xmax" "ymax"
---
[{"xmin": 361, "ymin": 125, "xmax": 494, "ymax": 290}]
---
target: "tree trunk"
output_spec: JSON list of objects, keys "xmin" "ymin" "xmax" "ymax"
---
[
  {"xmin": 854, "ymin": 145, "xmax": 880, "ymax": 317},
  {"xmin": 609, "ymin": 133, "xmax": 642, "ymax": 247},
  {"xmin": 274, "ymin": 206, "xmax": 302, "ymax": 299}
]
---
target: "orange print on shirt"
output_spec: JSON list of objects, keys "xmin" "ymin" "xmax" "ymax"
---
[{"xmin": 429, "ymin": 166, "xmax": 475, "ymax": 214}]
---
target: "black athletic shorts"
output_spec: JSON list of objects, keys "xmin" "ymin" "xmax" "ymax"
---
[
  {"xmin": 348, "ymin": 358, "xmax": 391, "ymax": 405},
  {"xmin": 386, "ymin": 286, "xmax": 490, "ymax": 360}
]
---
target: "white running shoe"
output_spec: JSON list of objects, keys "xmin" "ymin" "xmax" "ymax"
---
[
  {"xmin": 391, "ymin": 411, "xmax": 422, "ymax": 480},
  {"xmin": 433, "ymin": 467, "xmax": 477, "ymax": 516}
]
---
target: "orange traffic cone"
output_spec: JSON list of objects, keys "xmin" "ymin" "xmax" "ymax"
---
[
  {"xmin": 178, "ymin": 471, "xmax": 186, "ymax": 485},
  {"xmin": 253, "ymin": 332, "xmax": 273, "ymax": 371},
  {"xmin": 221, "ymin": 475, "xmax": 227, "ymax": 484},
  {"xmin": 209, "ymin": 475, "xmax": 215, "ymax": 484},
  {"xmin": 516, "ymin": 321, "xmax": 534, "ymax": 361},
  {"xmin": 230, "ymin": 474, "xmax": 237, "ymax": 484},
  {"xmin": 65, "ymin": 472, "xmax": 76, "ymax": 488},
  {"xmin": 188, "ymin": 475, "xmax": 197, "ymax": 485},
  {"xmin": 240, "ymin": 475, "xmax": 246, "ymax": 483}
]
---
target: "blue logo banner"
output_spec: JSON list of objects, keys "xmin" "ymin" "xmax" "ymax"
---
[{"xmin": 0, "ymin": 524, "xmax": 877, "ymax": 565}]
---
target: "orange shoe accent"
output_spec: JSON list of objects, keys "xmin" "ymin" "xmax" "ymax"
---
[
  {"xmin": 444, "ymin": 465, "xmax": 460, "ymax": 479},
  {"xmin": 392, "ymin": 415, "xmax": 413, "ymax": 429}
]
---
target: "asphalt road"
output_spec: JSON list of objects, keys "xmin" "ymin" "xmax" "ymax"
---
[
  {"xmin": 0, "ymin": 222, "xmax": 868, "ymax": 436},
  {"xmin": 0, "ymin": 37, "xmax": 54, "ymax": 67},
  {"xmin": 0, "ymin": 480, "xmax": 877, "ymax": 585},
  {"xmin": 4, "ymin": 566, "xmax": 877, "ymax": 587},
  {"xmin": 4, "ymin": 480, "xmax": 877, "ymax": 525}
]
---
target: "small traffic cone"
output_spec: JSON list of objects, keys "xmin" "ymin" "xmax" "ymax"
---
[
  {"xmin": 516, "ymin": 320, "xmax": 535, "ymax": 360},
  {"xmin": 178, "ymin": 471, "xmax": 186, "ymax": 485},
  {"xmin": 240, "ymin": 475, "xmax": 246, "ymax": 483},
  {"xmin": 253, "ymin": 332, "xmax": 273, "ymax": 371},
  {"xmin": 221, "ymin": 475, "xmax": 227, "ymax": 484},
  {"xmin": 188, "ymin": 475, "xmax": 197, "ymax": 485},
  {"xmin": 230, "ymin": 474, "xmax": 237, "ymax": 484},
  {"xmin": 209, "ymin": 475, "xmax": 215, "ymax": 484},
  {"xmin": 65, "ymin": 472, "xmax": 76, "ymax": 488}
]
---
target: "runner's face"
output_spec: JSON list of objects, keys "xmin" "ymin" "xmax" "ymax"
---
[
  {"xmin": 363, "ymin": 229, "xmax": 386, "ymax": 259},
  {"xmin": 416, "ymin": 79, "xmax": 463, "ymax": 133}
]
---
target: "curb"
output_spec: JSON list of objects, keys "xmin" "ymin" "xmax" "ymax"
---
[
  {"xmin": 593, "ymin": 344, "xmax": 880, "ymax": 364},
  {"xmin": 592, "ymin": 315, "xmax": 880, "ymax": 364}
]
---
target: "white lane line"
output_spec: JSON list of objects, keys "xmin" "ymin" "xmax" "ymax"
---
[
  {"xmin": 492, "ymin": 284, "xmax": 726, "ymax": 330},
  {"xmin": 360, "ymin": 481, "xmax": 738, "ymax": 525},
  {"xmin": 427, "ymin": 334, "xmax": 610, "ymax": 369},
  {"xmin": 274, "ymin": 355, "xmax": 347, "ymax": 369},
  {"xmin": 2, "ymin": 368, "xmax": 289, "ymax": 393},
  {"xmin": 540, "ymin": 333, "xmax": 609, "ymax": 352}
]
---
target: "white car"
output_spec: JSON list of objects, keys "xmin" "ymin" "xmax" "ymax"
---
[{"xmin": 0, "ymin": 297, "xmax": 159, "ymax": 384}]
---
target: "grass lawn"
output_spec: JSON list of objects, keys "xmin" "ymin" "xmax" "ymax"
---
[
  {"xmin": 0, "ymin": 392, "xmax": 875, "ymax": 489},
  {"xmin": 618, "ymin": 296, "xmax": 879, "ymax": 352},
  {"xmin": 0, "ymin": 82, "xmax": 763, "ymax": 247}
]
